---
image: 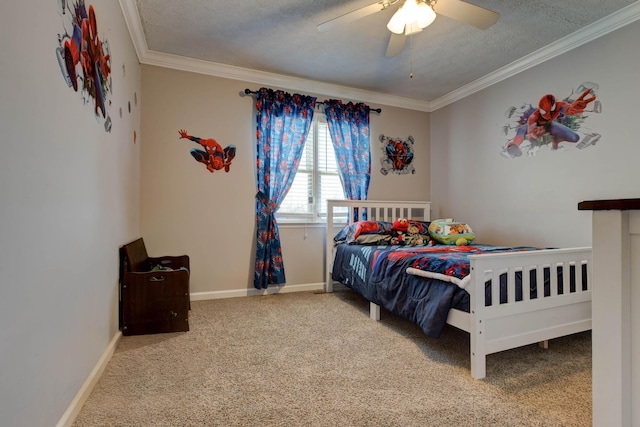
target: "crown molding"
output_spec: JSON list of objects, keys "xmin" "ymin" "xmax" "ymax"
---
[
  {"xmin": 429, "ymin": 1, "xmax": 640, "ymax": 111},
  {"xmin": 118, "ymin": 0, "xmax": 148, "ymax": 60},
  {"xmin": 118, "ymin": 0, "xmax": 431, "ymax": 111},
  {"xmin": 120, "ymin": 0, "xmax": 640, "ymax": 113},
  {"xmin": 140, "ymin": 50, "xmax": 433, "ymax": 112}
]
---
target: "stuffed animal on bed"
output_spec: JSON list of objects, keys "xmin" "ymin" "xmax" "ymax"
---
[
  {"xmin": 428, "ymin": 218, "xmax": 475, "ymax": 245},
  {"xmin": 391, "ymin": 218, "xmax": 408, "ymax": 244},
  {"xmin": 392, "ymin": 218, "xmax": 408, "ymax": 233},
  {"xmin": 392, "ymin": 218, "xmax": 432, "ymax": 246},
  {"xmin": 405, "ymin": 222, "xmax": 432, "ymax": 246}
]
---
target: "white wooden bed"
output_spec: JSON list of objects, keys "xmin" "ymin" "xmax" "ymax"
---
[{"xmin": 326, "ymin": 200, "xmax": 592, "ymax": 379}]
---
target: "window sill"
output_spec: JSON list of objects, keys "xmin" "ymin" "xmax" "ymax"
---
[
  {"xmin": 277, "ymin": 219, "xmax": 347, "ymax": 229},
  {"xmin": 278, "ymin": 222, "xmax": 326, "ymax": 229}
]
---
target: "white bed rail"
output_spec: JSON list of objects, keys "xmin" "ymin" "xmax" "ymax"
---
[{"xmin": 468, "ymin": 247, "xmax": 592, "ymax": 379}]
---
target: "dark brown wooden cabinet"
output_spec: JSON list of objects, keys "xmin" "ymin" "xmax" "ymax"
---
[{"xmin": 120, "ymin": 238, "xmax": 190, "ymax": 335}]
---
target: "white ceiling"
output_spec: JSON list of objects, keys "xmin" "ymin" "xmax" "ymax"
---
[{"xmin": 123, "ymin": 0, "xmax": 640, "ymax": 111}]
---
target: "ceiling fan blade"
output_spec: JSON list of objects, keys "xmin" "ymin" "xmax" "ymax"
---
[
  {"xmin": 318, "ymin": 1, "xmax": 388, "ymax": 32},
  {"xmin": 433, "ymin": 0, "xmax": 499, "ymax": 29},
  {"xmin": 385, "ymin": 32, "xmax": 406, "ymax": 57}
]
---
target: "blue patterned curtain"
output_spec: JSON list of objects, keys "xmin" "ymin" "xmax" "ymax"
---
[
  {"xmin": 323, "ymin": 100, "xmax": 371, "ymax": 200},
  {"xmin": 254, "ymin": 88, "xmax": 316, "ymax": 289}
]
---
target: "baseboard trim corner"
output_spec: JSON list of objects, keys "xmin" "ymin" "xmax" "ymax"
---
[{"xmin": 56, "ymin": 331, "xmax": 122, "ymax": 427}]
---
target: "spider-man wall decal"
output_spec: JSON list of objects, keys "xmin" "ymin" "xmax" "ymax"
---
[
  {"xmin": 56, "ymin": 0, "xmax": 113, "ymax": 132},
  {"xmin": 500, "ymin": 82, "xmax": 602, "ymax": 159},
  {"xmin": 380, "ymin": 134, "xmax": 415, "ymax": 175},
  {"xmin": 178, "ymin": 130, "xmax": 237, "ymax": 174}
]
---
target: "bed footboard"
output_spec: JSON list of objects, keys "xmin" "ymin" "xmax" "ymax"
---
[{"xmin": 467, "ymin": 247, "xmax": 592, "ymax": 379}]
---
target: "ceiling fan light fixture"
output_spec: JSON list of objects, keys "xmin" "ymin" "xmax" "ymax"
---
[
  {"xmin": 405, "ymin": 22, "xmax": 422, "ymax": 35},
  {"xmin": 386, "ymin": 6, "xmax": 406, "ymax": 34},
  {"xmin": 387, "ymin": 0, "xmax": 436, "ymax": 35},
  {"xmin": 416, "ymin": 2, "xmax": 436, "ymax": 29}
]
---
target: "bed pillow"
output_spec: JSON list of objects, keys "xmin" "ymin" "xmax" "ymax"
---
[
  {"xmin": 354, "ymin": 234, "xmax": 393, "ymax": 245},
  {"xmin": 334, "ymin": 220, "xmax": 393, "ymax": 244},
  {"xmin": 428, "ymin": 218, "xmax": 475, "ymax": 245}
]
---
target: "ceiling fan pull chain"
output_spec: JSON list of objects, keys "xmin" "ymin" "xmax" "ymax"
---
[{"xmin": 409, "ymin": 35, "xmax": 414, "ymax": 78}]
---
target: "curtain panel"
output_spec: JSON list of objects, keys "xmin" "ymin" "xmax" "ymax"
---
[
  {"xmin": 254, "ymin": 88, "xmax": 316, "ymax": 289},
  {"xmin": 323, "ymin": 100, "xmax": 371, "ymax": 201}
]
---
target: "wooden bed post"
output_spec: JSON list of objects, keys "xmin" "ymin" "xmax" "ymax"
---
[
  {"xmin": 326, "ymin": 200, "xmax": 335, "ymax": 293},
  {"xmin": 370, "ymin": 302, "xmax": 381, "ymax": 321},
  {"xmin": 469, "ymin": 262, "xmax": 487, "ymax": 380}
]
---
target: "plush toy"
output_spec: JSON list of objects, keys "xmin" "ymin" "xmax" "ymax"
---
[
  {"xmin": 405, "ymin": 222, "xmax": 432, "ymax": 246},
  {"xmin": 391, "ymin": 218, "xmax": 409, "ymax": 245},
  {"xmin": 455, "ymin": 237, "xmax": 469, "ymax": 246},
  {"xmin": 392, "ymin": 218, "xmax": 409, "ymax": 233},
  {"xmin": 392, "ymin": 218, "xmax": 432, "ymax": 246},
  {"xmin": 428, "ymin": 219, "xmax": 476, "ymax": 245}
]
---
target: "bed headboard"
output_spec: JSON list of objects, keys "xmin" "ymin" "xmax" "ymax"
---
[{"xmin": 325, "ymin": 200, "xmax": 431, "ymax": 292}]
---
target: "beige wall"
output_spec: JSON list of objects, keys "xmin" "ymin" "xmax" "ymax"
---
[
  {"xmin": 430, "ymin": 20, "xmax": 640, "ymax": 248},
  {"xmin": 5, "ymin": 2, "xmax": 635, "ymax": 425},
  {"xmin": 0, "ymin": 1, "xmax": 141, "ymax": 425},
  {"xmin": 140, "ymin": 65, "xmax": 430, "ymax": 294}
]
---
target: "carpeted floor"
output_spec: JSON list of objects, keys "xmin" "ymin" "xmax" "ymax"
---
[{"xmin": 73, "ymin": 288, "xmax": 592, "ymax": 426}]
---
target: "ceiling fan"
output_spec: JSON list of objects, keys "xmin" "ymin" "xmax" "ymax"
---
[{"xmin": 318, "ymin": 0, "xmax": 499, "ymax": 57}]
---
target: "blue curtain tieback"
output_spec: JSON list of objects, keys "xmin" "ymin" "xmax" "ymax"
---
[{"xmin": 256, "ymin": 191, "xmax": 277, "ymax": 215}]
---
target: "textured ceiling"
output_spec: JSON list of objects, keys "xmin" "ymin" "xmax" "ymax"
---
[{"xmin": 134, "ymin": 0, "xmax": 638, "ymax": 105}]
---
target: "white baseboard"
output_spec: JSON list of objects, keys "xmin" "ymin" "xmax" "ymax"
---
[
  {"xmin": 57, "ymin": 283, "xmax": 321, "ymax": 425},
  {"xmin": 57, "ymin": 331, "xmax": 122, "ymax": 427},
  {"xmin": 190, "ymin": 282, "xmax": 325, "ymax": 301}
]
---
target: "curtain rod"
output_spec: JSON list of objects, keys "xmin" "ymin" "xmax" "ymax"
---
[{"xmin": 242, "ymin": 89, "xmax": 382, "ymax": 114}]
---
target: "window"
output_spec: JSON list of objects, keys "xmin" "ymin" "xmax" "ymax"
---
[{"xmin": 277, "ymin": 114, "xmax": 345, "ymax": 221}]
